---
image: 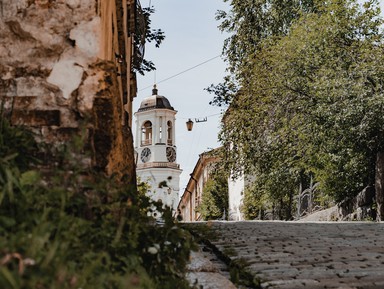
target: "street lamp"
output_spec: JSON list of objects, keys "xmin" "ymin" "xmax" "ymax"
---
[{"xmin": 186, "ymin": 119, "xmax": 194, "ymax": 131}]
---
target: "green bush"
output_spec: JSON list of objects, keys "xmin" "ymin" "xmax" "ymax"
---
[{"xmin": 0, "ymin": 117, "xmax": 195, "ymax": 289}]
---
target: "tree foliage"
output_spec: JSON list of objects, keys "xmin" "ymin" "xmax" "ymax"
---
[
  {"xmin": 208, "ymin": 0, "xmax": 318, "ymax": 106},
  {"xmin": 215, "ymin": 0, "xmax": 384, "ymax": 219},
  {"xmin": 133, "ymin": 5, "xmax": 165, "ymax": 75},
  {"xmin": 197, "ymin": 168, "xmax": 229, "ymax": 221}
]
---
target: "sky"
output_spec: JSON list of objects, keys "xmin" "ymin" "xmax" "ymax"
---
[{"xmin": 134, "ymin": 0, "xmax": 230, "ymax": 193}]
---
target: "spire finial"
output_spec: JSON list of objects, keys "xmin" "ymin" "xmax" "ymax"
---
[{"xmin": 152, "ymin": 84, "xmax": 158, "ymax": 95}]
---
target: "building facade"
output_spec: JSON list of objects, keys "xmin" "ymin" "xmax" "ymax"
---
[
  {"xmin": 177, "ymin": 151, "xmax": 219, "ymax": 222},
  {"xmin": 135, "ymin": 86, "xmax": 182, "ymax": 214},
  {"xmin": 228, "ymin": 174, "xmax": 248, "ymax": 221},
  {"xmin": 0, "ymin": 0, "xmax": 144, "ymax": 181}
]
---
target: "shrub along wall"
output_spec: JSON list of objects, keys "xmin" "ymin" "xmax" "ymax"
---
[{"xmin": 0, "ymin": 117, "xmax": 195, "ymax": 289}]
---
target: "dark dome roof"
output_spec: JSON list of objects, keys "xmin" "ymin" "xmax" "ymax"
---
[{"xmin": 138, "ymin": 85, "xmax": 174, "ymax": 112}]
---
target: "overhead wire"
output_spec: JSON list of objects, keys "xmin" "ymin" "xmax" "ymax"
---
[
  {"xmin": 138, "ymin": 55, "xmax": 224, "ymax": 125},
  {"xmin": 179, "ymin": 112, "xmax": 222, "ymax": 120},
  {"xmin": 138, "ymin": 55, "xmax": 222, "ymax": 92}
]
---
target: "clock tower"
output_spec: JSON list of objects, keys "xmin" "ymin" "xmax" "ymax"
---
[{"xmin": 134, "ymin": 85, "xmax": 182, "ymax": 214}]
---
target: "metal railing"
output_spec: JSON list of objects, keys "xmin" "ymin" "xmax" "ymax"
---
[
  {"xmin": 141, "ymin": 139, "xmax": 152, "ymax": 146},
  {"xmin": 296, "ymin": 178, "xmax": 320, "ymax": 219}
]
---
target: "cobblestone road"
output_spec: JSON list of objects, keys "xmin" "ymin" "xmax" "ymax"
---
[{"xmin": 189, "ymin": 221, "xmax": 384, "ymax": 289}]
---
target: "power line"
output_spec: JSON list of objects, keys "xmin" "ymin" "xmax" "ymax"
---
[
  {"xmin": 138, "ymin": 55, "xmax": 222, "ymax": 92},
  {"xmin": 180, "ymin": 112, "xmax": 222, "ymax": 120}
]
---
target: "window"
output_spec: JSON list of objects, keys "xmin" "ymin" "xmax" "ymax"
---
[
  {"xmin": 159, "ymin": 117, "xmax": 163, "ymax": 143},
  {"xmin": 141, "ymin": 121, "xmax": 152, "ymax": 146},
  {"xmin": 167, "ymin": 121, "xmax": 173, "ymax": 145}
]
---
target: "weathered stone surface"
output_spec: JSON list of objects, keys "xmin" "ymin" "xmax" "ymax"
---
[
  {"xmin": 11, "ymin": 109, "xmax": 60, "ymax": 126},
  {"xmin": 187, "ymin": 272, "xmax": 237, "ymax": 289},
  {"xmin": 187, "ymin": 251, "xmax": 218, "ymax": 273},
  {"xmin": 41, "ymin": 127, "xmax": 81, "ymax": 143},
  {"xmin": 189, "ymin": 221, "xmax": 384, "ymax": 289},
  {"xmin": 1, "ymin": 0, "xmax": 136, "ymax": 182},
  {"xmin": 186, "ymin": 250, "xmax": 237, "ymax": 289},
  {"xmin": 5, "ymin": 20, "xmax": 35, "ymax": 40},
  {"xmin": 77, "ymin": 70, "xmax": 105, "ymax": 115},
  {"xmin": 2, "ymin": 96, "xmax": 36, "ymax": 110}
]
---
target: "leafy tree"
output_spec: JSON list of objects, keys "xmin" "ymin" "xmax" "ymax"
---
[
  {"xmin": 216, "ymin": 0, "xmax": 384, "ymax": 220},
  {"xmin": 197, "ymin": 170, "xmax": 229, "ymax": 220},
  {"xmin": 133, "ymin": 5, "xmax": 165, "ymax": 75},
  {"xmin": 208, "ymin": 0, "xmax": 318, "ymax": 106}
]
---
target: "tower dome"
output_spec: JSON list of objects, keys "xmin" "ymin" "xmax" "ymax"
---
[{"xmin": 138, "ymin": 85, "xmax": 174, "ymax": 112}]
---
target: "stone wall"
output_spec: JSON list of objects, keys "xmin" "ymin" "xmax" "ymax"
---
[
  {"xmin": 299, "ymin": 186, "xmax": 376, "ymax": 221},
  {"xmin": 0, "ymin": 0, "xmax": 136, "ymax": 183},
  {"xmin": 338, "ymin": 186, "xmax": 376, "ymax": 221}
]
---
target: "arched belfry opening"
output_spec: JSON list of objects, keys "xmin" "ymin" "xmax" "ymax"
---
[{"xmin": 141, "ymin": 120, "xmax": 152, "ymax": 146}]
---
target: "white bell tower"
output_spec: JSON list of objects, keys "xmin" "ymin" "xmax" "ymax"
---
[{"xmin": 134, "ymin": 85, "xmax": 182, "ymax": 214}]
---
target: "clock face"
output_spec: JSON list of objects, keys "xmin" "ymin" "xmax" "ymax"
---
[
  {"xmin": 166, "ymin": 147, "xmax": 176, "ymax": 162},
  {"xmin": 141, "ymin": 147, "xmax": 151, "ymax": 163}
]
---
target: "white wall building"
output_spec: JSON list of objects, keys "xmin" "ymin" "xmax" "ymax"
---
[
  {"xmin": 228, "ymin": 174, "xmax": 254, "ymax": 221},
  {"xmin": 134, "ymin": 86, "xmax": 182, "ymax": 214}
]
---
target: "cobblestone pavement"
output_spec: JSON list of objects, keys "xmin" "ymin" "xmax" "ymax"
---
[{"xmin": 189, "ymin": 221, "xmax": 384, "ymax": 289}]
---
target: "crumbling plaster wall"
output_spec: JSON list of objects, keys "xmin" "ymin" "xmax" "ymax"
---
[{"xmin": 0, "ymin": 0, "xmax": 136, "ymax": 182}]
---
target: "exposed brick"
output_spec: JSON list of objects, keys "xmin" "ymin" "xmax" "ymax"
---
[
  {"xmin": 53, "ymin": 127, "xmax": 80, "ymax": 141},
  {"xmin": 11, "ymin": 110, "xmax": 60, "ymax": 126}
]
